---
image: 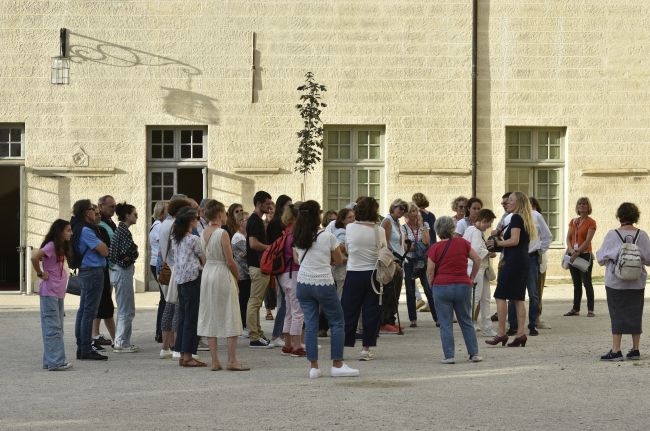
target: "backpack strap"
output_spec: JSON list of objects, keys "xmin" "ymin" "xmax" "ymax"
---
[
  {"xmin": 633, "ymin": 229, "xmax": 641, "ymax": 244},
  {"xmin": 299, "ymin": 230, "xmax": 324, "ymax": 265}
]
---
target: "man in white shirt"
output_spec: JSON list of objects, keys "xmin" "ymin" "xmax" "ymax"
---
[{"xmin": 507, "ymin": 208, "xmax": 552, "ymax": 336}]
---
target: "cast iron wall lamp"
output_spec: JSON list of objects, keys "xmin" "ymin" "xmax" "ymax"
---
[{"xmin": 51, "ymin": 28, "xmax": 69, "ymax": 84}]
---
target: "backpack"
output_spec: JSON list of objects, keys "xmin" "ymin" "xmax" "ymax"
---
[
  {"xmin": 68, "ymin": 218, "xmax": 89, "ymax": 270},
  {"xmin": 260, "ymin": 229, "xmax": 292, "ymax": 276},
  {"xmin": 614, "ymin": 229, "xmax": 643, "ymax": 280},
  {"xmin": 371, "ymin": 226, "xmax": 399, "ymax": 305}
]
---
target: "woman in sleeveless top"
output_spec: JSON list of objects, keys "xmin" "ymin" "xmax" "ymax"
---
[{"xmin": 197, "ymin": 200, "xmax": 249, "ymax": 371}]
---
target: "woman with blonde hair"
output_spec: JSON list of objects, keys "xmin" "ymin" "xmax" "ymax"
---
[
  {"xmin": 150, "ymin": 201, "xmax": 167, "ymax": 343},
  {"xmin": 486, "ymin": 191, "xmax": 537, "ymax": 348},
  {"xmin": 451, "ymin": 196, "xmax": 468, "ymax": 224}
]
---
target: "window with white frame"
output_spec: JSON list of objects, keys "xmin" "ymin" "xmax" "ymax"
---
[
  {"xmin": 0, "ymin": 125, "xmax": 24, "ymax": 159},
  {"xmin": 506, "ymin": 127, "xmax": 565, "ymax": 242},
  {"xmin": 149, "ymin": 127, "xmax": 206, "ymax": 161},
  {"xmin": 323, "ymin": 127, "xmax": 384, "ymax": 211}
]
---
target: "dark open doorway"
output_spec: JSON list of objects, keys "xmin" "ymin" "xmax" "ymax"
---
[
  {"xmin": 0, "ymin": 166, "xmax": 20, "ymax": 290},
  {"xmin": 177, "ymin": 168, "xmax": 204, "ymax": 204}
]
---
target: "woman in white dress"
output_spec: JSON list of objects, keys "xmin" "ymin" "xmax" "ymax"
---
[{"xmin": 197, "ymin": 200, "xmax": 249, "ymax": 371}]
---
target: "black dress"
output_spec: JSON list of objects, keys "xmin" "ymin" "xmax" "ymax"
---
[{"xmin": 494, "ymin": 213, "xmax": 530, "ymax": 301}]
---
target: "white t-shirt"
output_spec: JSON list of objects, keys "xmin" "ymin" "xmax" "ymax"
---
[
  {"xmin": 346, "ymin": 222, "xmax": 386, "ymax": 271},
  {"xmin": 149, "ymin": 220, "xmax": 162, "ymax": 266},
  {"xmin": 463, "ymin": 225, "xmax": 489, "ymax": 273},
  {"xmin": 158, "ymin": 217, "xmax": 175, "ymax": 266},
  {"xmin": 295, "ymin": 231, "xmax": 339, "ymax": 286},
  {"xmin": 455, "ymin": 217, "xmax": 470, "ymax": 236}
]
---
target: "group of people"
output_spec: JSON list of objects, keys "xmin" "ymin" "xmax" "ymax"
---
[{"xmin": 32, "ymin": 189, "xmax": 650, "ymax": 375}]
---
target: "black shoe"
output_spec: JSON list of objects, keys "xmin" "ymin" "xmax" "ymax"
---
[
  {"xmin": 600, "ymin": 350, "xmax": 623, "ymax": 361},
  {"xmin": 626, "ymin": 349, "xmax": 641, "ymax": 360},
  {"xmin": 155, "ymin": 334, "xmax": 163, "ymax": 343},
  {"xmin": 506, "ymin": 328, "xmax": 517, "ymax": 336},
  {"xmin": 490, "ymin": 313, "xmax": 499, "ymax": 322},
  {"xmin": 79, "ymin": 350, "xmax": 108, "ymax": 361},
  {"xmin": 248, "ymin": 339, "xmax": 273, "ymax": 349},
  {"xmin": 529, "ymin": 328, "xmax": 539, "ymax": 336},
  {"xmin": 91, "ymin": 340, "xmax": 105, "ymax": 351}
]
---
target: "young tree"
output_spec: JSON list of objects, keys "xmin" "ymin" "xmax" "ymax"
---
[{"xmin": 295, "ymin": 72, "xmax": 327, "ymax": 196}]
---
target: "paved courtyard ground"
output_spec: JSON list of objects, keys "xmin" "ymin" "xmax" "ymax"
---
[{"xmin": 1, "ymin": 284, "xmax": 649, "ymax": 430}]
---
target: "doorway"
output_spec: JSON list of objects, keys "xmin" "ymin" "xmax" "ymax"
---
[{"xmin": 0, "ymin": 166, "xmax": 20, "ymax": 290}]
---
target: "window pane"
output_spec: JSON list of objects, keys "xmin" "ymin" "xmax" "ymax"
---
[
  {"xmin": 328, "ymin": 184, "xmax": 338, "ymax": 196},
  {"xmin": 10, "ymin": 144, "xmax": 21, "ymax": 157},
  {"xmin": 151, "ymin": 130, "xmax": 161, "ymax": 144},
  {"xmin": 328, "ymin": 131, "xmax": 339, "ymax": 146},
  {"xmin": 181, "ymin": 130, "xmax": 191, "ymax": 143},
  {"xmin": 192, "ymin": 130, "xmax": 203, "ymax": 143},
  {"xmin": 163, "ymin": 145, "xmax": 174, "ymax": 159},
  {"xmin": 340, "ymin": 184, "xmax": 350, "ymax": 197},
  {"xmin": 152, "ymin": 145, "xmax": 162, "ymax": 159},
  {"xmin": 520, "ymin": 145, "xmax": 531, "ymax": 159},
  {"xmin": 0, "ymin": 145, "xmax": 8, "ymax": 157},
  {"xmin": 152, "ymin": 188, "xmax": 162, "ymax": 201},
  {"xmin": 163, "ymin": 172, "xmax": 174, "ymax": 185},
  {"xmin": 193, "ymin": 145, "xmax": 203, "ymax": 159},
  {"xmin": 369, "ymin": 170, "xmax": 380, "ymax": 183},
  {"xmin": 328, "ymin": 199, "xmax": 339, "ymax": 212},
  {"xmin": 163, "ymin": 130, "xmax": 174, "ymax": 143},
  {"xmin": 340, "ymin": 170, "xmax": 350, "ymax": 183},
  {"xmin": 152, "ymin": 172, "xmax": 161, "ymax": 186},
  {"xmin": 358, "ymin": 169, "xmax": 368, "ymax": 183},
  {"xmin": 369, "ymin": 184, "xmax": 380, "ymax": 198},
  {"xmin": 181, "ymin": 145, "xmax": 191, "ymax": 159},
  {"xmin": 340, "ymin": 131, "xmax": 350, "ymax": 154},
  {"xmin": 369, "ymin": 131, "xmax": 380, "ymax": 147},
  {"xmin": 519, "ymin": 131, "xmax": 531, "ymax": 146},
  {"xmin": 327, "ymin": 143, "xmax": 339, "ymax": 159},
  {"xmin": 358, "ymin": 131, "xmax": 369, "ymax": 159},
  {"xmin": 339, "ymin": 144, "xmax": 351, "ymax": 159},
  {"xmin": 369, "ymin": 145, "xmax": 380, "ymax": 159},
  {"xmin": 163, "ymin": 187, "xmax": 174, "ymax": 200},
  {"xmin": 328, "ymin": 170, "xmax": 338, "ymax": 183},
  {"xmin": 508, "ymin": 146, "xmax": 519, "ymax": 159},
  {"xmin": 357, "ymin": 185, "xmax": 367, "ymax": 197},
  {"xmin": 538, "ymin": 131, "xmax": 549, "ymax": 159},
  {"xmin": 10, "ymin": 129, "xmax": 21, "ymax": 142}
]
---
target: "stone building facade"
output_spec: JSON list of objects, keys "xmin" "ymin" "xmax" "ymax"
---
[{"xmin": 1, "ymin": 1, "xmax": 648, "ymax": 291}]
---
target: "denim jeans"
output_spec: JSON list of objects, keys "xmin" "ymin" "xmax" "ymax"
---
[
  {"xmin": 40, "ymin": 295, "xmax": 66, "ymax": 369},
  {"xmin": 272, "ymin": 277, "xmax": 286, "ymax": 338},
  {"xmin": 404, "ymin": 261, "xmax": 437, "ymax": 322},
  {"xmin": 508, "ymin": 253, "xmax": 540, "ymax": 330},
  {"xmin": 75, "ymin": 267, "xmax": 104, "ymax": 354},
  {"xmin": 431, "ymin": 283, "xmax": 479, "ymax": 359},
  {"xmin": 297, "ymin": 282, "xmax": 344, "ymax": 362},
  {"xmin": 569, "ymin": 253, "xmax": 594, "ymax": 312},
  {"xmin": 111, "ymin": 264, "xmax": 136, "ymax": 348},
  {"xmin": 341, "ymin": 270, "xmax": 381, "ymax": 348},
  {"xmin": 174, "ymin": 277, "xmax": 201, "ymax": 354}
]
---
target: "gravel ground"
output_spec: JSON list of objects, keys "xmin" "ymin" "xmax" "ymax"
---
[{"xmin": 1, "ymin": 288, "xmax": 649, "ymax": 431}]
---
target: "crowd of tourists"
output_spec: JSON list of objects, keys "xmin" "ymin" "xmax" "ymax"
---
[{"xmin": 32, "ymin": 191, "xmax": 650, "ymax": 375}]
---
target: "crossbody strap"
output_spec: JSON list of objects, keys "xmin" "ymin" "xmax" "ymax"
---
[
  {"xmin": 299, "ymin": 230, "xmax": 324, "ymax": 265},
  {"xmin": 434, "ymin": 238, "xmax": 453, "ymax": 277}
]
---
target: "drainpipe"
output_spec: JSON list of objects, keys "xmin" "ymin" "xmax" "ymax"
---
[{"xmin": 471, "ymin": 0, "xmax": 478, "ymax": 196}]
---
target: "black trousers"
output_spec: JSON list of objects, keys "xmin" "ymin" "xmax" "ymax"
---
[
  {"xmin": 381, "ymin": 270, "xmax": 403, "ymax": 325},
  {"xmin": 151, "ymin": 265, "xmax": 166, "ymax": 337}
]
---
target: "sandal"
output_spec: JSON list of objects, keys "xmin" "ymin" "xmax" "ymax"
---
[
  {"xmin": 564, "ymin": 309, "xmax": 579, "ymax": 316},
  {"xmin": 227, "ymin": 362, "xmax": 250, "ymax": 371},
  {"xmin": 182, "ymin": 358, "xmax": 207, "ymax": 368},
  {"xmin": 587, "ymin": 311, "xmax": 595, "ymax": 317},
  {"xmin": 265, "ymin": 311, "xmax": 274, "ymax": 320},
  {"xmin": 211, "ymin": 362, "xmax": 223, "ymax": 371}
]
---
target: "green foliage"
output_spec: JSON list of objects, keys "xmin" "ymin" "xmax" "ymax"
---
[{"xmin": 295, "ymin": 72, "xmax": 327, "ymax": 175}]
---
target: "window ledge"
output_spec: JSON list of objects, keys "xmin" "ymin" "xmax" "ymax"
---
[
  {"xmin": 581, "ymin": 168, "xmax": 649, "ymax": 177},
  {"xmin": 233, "ymin": 167, "xmax": 284, "ymax": 175},
  {"xmin": 398, "ymin": 169, "xmax": 471, "ymax": 176},
  {"xmin": 31, "ymin": 167, "xmax": 116, "ymax": 177}
]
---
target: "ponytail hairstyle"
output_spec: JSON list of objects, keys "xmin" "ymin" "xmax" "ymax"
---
[
  {"xmin": 172, "ymin": 207, "xmax": 198, "ymax": 244},
  {"xmin": 293, "ymin": 200, "xmax": 322, "ymax": 249},
  {"xmin": 40, "ymin": 219, "xmax": 73, "ymax": 259},
  {"xmin": 115, "ymin": 202, "xmax": 136, "ymax": 222},
  {"xmin": 511, "ymin": 191, "xmax": 538, "ymax": 241}
]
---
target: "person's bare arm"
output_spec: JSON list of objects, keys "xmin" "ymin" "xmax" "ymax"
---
[
  {"xmin": 382, "ymin": 219, "xmax": 392, "ymax": 250},
  {"xmin": 331, "ymin": 247, "xmax": 343, "ymax": 266},
  {"xmin": 427, "ymin": 257, "xmax": 435, "ymax": 286},
  {"xmin": 488, "ymin": 228, "xmax": 520, "ymax": 249},
  {"xmin": 95, "ymin": 242, "xmax": 109, "ymax": 257},
  {"xmin": 30, "ymin": 249, "xmax": 48, "ymax": 280},
  {"xmin": 468, "ymin": 248, "xmax": 481, "ymax": 281},
  {"xmin": 249, "ymin": 236, "xmax": 268, "ymax": 252}
]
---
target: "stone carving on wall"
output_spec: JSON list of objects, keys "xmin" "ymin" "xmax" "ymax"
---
[{"xmin": 72, "ymin": 146, "xmax": 89, "ymax": 167}]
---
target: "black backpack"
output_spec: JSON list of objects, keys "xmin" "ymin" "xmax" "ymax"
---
[{"xmin": 68, "ymin": 217, "xmax": 89, "ymax": 270}]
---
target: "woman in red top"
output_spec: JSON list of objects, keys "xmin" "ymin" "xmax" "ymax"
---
[
  {"xmin": 564, "ymin": 197, "xmax": 597, "ymax": 317},
  {"xmin": 426, "ymin": 216, "xmax": 481, "ymax": 364}
]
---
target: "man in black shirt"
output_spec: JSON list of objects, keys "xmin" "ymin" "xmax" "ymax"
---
[{"xmin": 246, "ymin": 191, "xmax": 273, "ymax": 348}]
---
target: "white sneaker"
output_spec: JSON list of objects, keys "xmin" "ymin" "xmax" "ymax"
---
[
  {"xmin": 240, "ymin": 328, "xmax": 250, "ymax": 339},
  {"xmin": 172, "ymin": 350, "xmax": 181, "ymax": 359},
  {"xmin": 197, "ymin": 340, "xmax": 210, "ymax": 351},
  {"xmin": 192, "ymin": 354, "xmax": 200, "ymax": 360},
  {"xmin": 113, "ymin": 345, "xmax": 140, "ymax": 353},
  {"xmin": 441, "ymin": 357, "xmax": 455, "ymax": 364},
  {"xmin": 309, "ymin": 368, "xmax": 322, "ymax": 379},
  {"xmin": 160, "ymin": 349, "xmax": 172, "ymax": 359},
  {"xmin": 482, "ymin": 328, "xmax": 498, "ymax": 337},
  {"xmin": 359, "ymin": 350, "xmax": 375, "ymax": 361},
  {"xmin": 331, "ymin": 363, "xmax": 360, "ymax": 377},
  {"xmin": 271, "ymin": 338, "xmax": 285, "ymax": 348},
  {"xmin": 469, "ymin": 355, "xmax": 483, "ymax": 362},
  {"xmin": 50, "ymin": 362, "xmax": 73, "ymax": 371}
]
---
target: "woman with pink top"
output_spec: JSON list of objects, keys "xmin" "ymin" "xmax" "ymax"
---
[
  {"xmin": 278, "ymin": 204, "xmax": 305, "ymax": 356},
  {"xmin": 31, "ymin": 219, "xmax": 73, "ymax": 370}
]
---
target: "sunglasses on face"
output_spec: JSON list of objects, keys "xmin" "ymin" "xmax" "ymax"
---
[{"xmin": 234, "ymin": 209, "xmax": 242, "ymax": 214}]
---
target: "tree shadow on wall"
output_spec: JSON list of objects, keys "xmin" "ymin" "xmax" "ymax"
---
[{"xmin": 68, "ymin": 32, "xmax": 218, "ymax": 124}]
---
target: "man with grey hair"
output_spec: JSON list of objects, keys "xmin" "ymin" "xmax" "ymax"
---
[{"xmin": 197, "ymin": 198, "xmax": 210, "ymax": 236}]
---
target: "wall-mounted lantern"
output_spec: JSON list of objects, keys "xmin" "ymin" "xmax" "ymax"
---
[{"xmin": 51, "ymin": 28, "xmax": 69, "ymax": 85}]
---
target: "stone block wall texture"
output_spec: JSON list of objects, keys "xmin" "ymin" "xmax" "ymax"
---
[
  {"xmin": 476, "ymin": 0, "xmax": 650, "ymax": 275},
  {"xmin": 1, "ymin": 0, "xmax": 648, "ymax": 288}
]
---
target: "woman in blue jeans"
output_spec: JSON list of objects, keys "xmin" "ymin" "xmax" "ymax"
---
[
  {"xmin": 171, "ymin": 207, "xmax": 206, "ymax": 367},
  {"xmin": 426, "ymin": 216, "xmax": 482, "ymax": 364},
  {"xmin": 293, "ymin": 200, "xmax": 359, "ymax": 379}
]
